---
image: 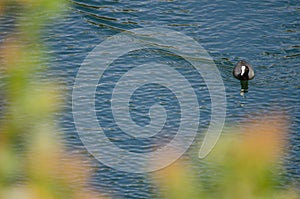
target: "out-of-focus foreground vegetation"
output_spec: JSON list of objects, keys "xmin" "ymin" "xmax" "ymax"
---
[
  {"xmin": 0, "ymin": 1, "xmax": 103, "ymax": 198},
  {"xmin": 0, "ymin": 1, "xmax": 299, "ymax": 199},
  {"xmin": 155, "ymin": 116, "xmax": 299, "ymax": 199}
]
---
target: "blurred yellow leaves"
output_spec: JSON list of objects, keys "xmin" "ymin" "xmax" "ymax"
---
[
  {"xmin": 154, "ymin": 115, "xmax": 299, "ymax": 199},
  {"xmin": 0, "ymin": 1, "xmax": 104, "ymax": 199},
  {"xmin": 154, "ymin": 160, "xmax": 199, "ymax": 199}
]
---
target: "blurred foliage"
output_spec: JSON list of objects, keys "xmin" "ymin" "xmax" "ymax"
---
[
  {"xmin": 1, "ymin": 1, "xmax": 299, "ymax": 199},
  {"xmin": 154, "ymin": 116, "xmax": 299, "ymax": 199},
  {"xmin": 0, "ymin": 0, "xmax": 105, "ymax": 198}
]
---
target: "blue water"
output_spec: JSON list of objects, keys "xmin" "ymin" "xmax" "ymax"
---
[{"xmin": 1, "ymin": 0, "xmax": 300, "ymax": 198}]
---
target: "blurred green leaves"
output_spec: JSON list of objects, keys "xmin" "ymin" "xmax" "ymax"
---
[
  {"xmin": 154, "ymin": 116, "xmax": 299, "ymax": 199},
  {"xmin": 0, "ymin": 1, "xmax": 104, "ymax": 198}
]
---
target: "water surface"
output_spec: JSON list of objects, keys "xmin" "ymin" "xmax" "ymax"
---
[{"xmin": 1, "ymin": 0, "xmax": 299, "ymax": 198}]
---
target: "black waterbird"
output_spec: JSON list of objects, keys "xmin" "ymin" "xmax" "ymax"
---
[{"xmin": 233, "ymin": 60, "xmax": 255, "ymax": 95}]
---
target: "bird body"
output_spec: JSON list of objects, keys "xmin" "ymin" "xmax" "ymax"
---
[
  {"xmin": 233, "ymin": 60, "xmax": 255, "ymax": 80},
  {"xmin": 233, "ymin": 60, "xmax": 255, "ymax": 95}
]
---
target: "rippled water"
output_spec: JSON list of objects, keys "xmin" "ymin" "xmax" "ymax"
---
[{"xmin": 1, "ymin": 0, "xmax": 300, "ymax": 198}]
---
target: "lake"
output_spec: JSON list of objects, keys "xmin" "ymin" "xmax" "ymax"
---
[{"xmin": 1, "ymin": 0, "xmax": 299, "ymax": 198}]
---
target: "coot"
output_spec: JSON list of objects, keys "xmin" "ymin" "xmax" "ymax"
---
[
  {"xmin": 233, "ymin": 60, "xmax": 255, "ymax": 80},
  {"xmin": 233, "ymin": 60, "xmax": 255, "ymax": 94}
]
